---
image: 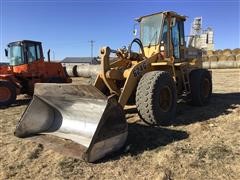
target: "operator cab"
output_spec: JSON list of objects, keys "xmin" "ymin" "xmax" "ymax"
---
[
  {"xmin": 5, "ymin": 40, "xmax": 44, "ymax": 66},
  {"xmin": 136, "ymin": 11, "xmax": 186, "ymax": 60}
]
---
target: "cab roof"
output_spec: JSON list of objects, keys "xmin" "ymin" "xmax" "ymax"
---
[
  {"xmin": 135, "ymin": 11, "xmax": 187, "ymax": 22},
  {"xmin": 8, "ymin": 40, "xmax": 42, "ymax": 47}
]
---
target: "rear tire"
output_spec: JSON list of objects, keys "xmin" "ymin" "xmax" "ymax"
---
[
  {"xmin": 136, "ymin": 71, "xmax": 177, "ymax": 126},
  {"xmin": 189, "ymin": 69, "xmax": 212, "ymax": 106},
  {"xmin": 0, "ymin": 80, "xmax": 16, "ymax": 106}
]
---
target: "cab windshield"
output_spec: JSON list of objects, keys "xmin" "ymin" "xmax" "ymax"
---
[
  {"xmin": 140, "ymin": 14, "xmax": 164, "ymax": 47},
  {"xmin": 9, "ymin": 45, "xmax": 24, "ymax": 66}
]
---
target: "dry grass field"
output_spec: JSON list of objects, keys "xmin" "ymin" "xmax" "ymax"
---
[{"xmin": 0, "ymin": 69, "xmax": 240, "ymax": 180}]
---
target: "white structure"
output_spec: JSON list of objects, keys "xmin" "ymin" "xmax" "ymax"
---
[{"xmin": 188, "ymin": 17, "xmax": 214, "ymax": 51}]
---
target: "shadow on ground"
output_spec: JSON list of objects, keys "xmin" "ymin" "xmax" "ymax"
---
[
  {"xmin": 97, "ymin": 93, "xmax": 240, "ymax": 161},
  {"xmin": 125, "ymin": 93, "xmax": 240, "ymax": 126},
  {"xmin": 100, "ymin": 124, "xmax": 188, "ymax": 162},
  {"xmin": 126, "ymin": 124, "xmax": 189, "ymax": 155},
  {"xmin": 173, "ymin": 92, "xmax": 240, "ymax": 126},
  {"xmin": 0, "ymin": 98, "xmax": 31, "ymax": 110}
]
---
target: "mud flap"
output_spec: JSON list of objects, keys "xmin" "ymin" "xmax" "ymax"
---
[{"xmin": 15, "ymin": 83, "xmax": 128, "ymax": 162}]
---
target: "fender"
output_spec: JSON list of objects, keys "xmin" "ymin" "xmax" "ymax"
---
[{"xmin": 0, "ymin": 74, "xmax": 22, "ymax": 94}]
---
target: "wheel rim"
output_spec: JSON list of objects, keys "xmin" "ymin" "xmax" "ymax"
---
[
  {"xmin": 159, "ymin": 86, "xmax": 172, "ymax": 112},
  {"xmin": 203, "ymin": 78, "xmax": 210, "ymax": 98},
  {"xmin": 0, "ymin": 86, "xmax": 11, "ymax": 102}
]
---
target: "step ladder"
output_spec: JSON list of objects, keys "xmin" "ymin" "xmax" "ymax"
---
[{"xmin": 180, "ymin": 65, "xmax": 191, "ymax": 96}]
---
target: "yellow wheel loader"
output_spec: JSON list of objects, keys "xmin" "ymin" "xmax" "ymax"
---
[{"xmin": 15, "ymin": 11, "xmax": 212, "ymax": 162}]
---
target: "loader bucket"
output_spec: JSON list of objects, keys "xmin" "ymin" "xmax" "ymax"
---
[{"xmin": 15, "ymin": 83, "xmax": 128, "ymax": 162}]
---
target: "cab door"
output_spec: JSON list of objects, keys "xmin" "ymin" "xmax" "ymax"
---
[
  {"xmin": 171, "ymin": 18, "xmax": 185, "ymax": 61},
  {"xmin": 24, "ymin": 43, "xmax": 44, "ymax": 76},
  {"xmin": 25, "ymin": 43, "xmax": 42, "ymax": 64}
]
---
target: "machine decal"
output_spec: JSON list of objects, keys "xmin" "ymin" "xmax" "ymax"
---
[{"xmin": 133, "ymin": 61, "xmax": 148, "ymax": 77}]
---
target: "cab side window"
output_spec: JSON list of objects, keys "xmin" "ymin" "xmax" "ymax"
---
[
  {"xmin": 27, "ymin": 44, "xmax": 37, "ymax": 63},
  {"xmin": 36, "ymin": 45, "xmax": 41, "ymax": 60},
  {"xmin": 179, "ymin": 21, "xmax": 185, "ymax": 46}
]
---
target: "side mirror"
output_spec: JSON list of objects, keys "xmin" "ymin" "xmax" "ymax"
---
[
  {"xmin": 133, "ymin": 29, "xmax": 137, "ymax": 36},
  {"xmin": 133, "ymin": 23, "xmax": 139, "ymax": 37},
  {"xmin": 5, "ymin": 49, "xmax": 8, "ymax": 57}
]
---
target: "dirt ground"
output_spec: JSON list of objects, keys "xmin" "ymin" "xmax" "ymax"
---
[{"xmin": 0, "ymin": 69, "xmax": 240, "ymax": 180}]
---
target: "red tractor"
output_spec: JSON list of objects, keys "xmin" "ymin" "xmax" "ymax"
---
[{"xmin": 0, "ymin": 40, "xmax": 71, "ymax": 106}]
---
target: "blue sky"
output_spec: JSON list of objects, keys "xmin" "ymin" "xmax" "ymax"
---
[{"xmin": 0, "ymin": 0, "xmax": 239, "ymax": 62}]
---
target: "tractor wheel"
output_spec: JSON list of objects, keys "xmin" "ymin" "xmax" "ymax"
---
[
  {"xmin": 136, "ymin": 71, "xmax": 177, "ymax": 126},
  {"xmin": 0, "ymin": 80, "xmax": 16, "ymax": 106},
  {"xmin": 189, "ymin": 69, "xmax": 212, "ymax": 106}
]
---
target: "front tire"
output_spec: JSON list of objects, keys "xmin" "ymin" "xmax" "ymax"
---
[
  {"xmin": 0, "ymin": 80, "xmax": 17, "ymax": 106},
  {"xmin": 136, "ymin": 71, "xmax": 177, "ymax": 126}
]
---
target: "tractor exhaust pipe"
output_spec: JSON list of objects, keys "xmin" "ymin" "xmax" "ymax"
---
[{"xmin": 47, "ymin": 49, "xmax": 51, "ymax": 62}]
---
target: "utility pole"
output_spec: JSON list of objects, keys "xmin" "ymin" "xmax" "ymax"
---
[{"xmin": 89, "ymin": 40, "xmax": 95, "ymax": 60}]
